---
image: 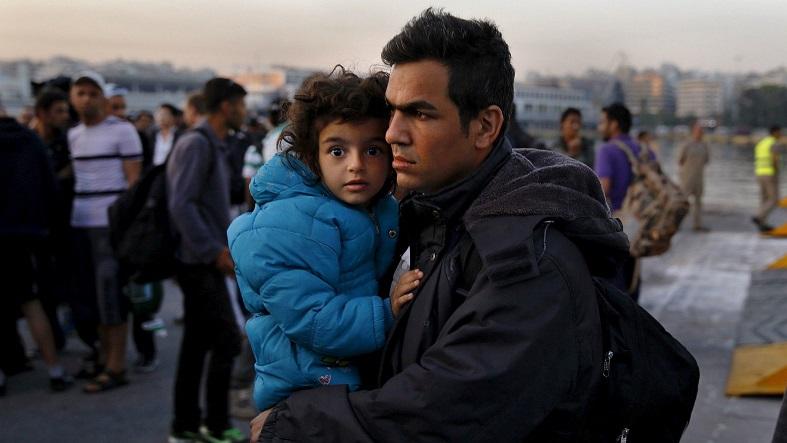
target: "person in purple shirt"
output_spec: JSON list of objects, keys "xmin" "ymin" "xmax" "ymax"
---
[
  {"xmin": 595, "ymin": 103, "xmax": 656, "ymax": 212},
  {"xmin": 594, "ymin": 103, "xmax": 653, "ymax": 301}
]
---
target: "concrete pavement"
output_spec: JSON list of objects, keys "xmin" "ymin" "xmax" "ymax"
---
[{"xmin": 1, "ymin": 205, "xmax": 785, "ymax": 442}]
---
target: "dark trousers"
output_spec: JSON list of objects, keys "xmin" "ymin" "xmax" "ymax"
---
[
  {"xmin": 132, "ymin": 312, "xmax": 155, "ymax": 360},
  {"xmin": 34, "ymin": 246, "xmax": 66, "ymax": 350},
  {"xmin": 69, "ymin": 229, "xmax": 101, "ymax": 352},
  {"xmin": 0, "ymin": 306, "xmax": 28, "ymax": 375},
  {"xmin": 172, "ymin": 264, "xmax": 241, "ymax": 433},
  {"xmin": 0, "ymin": 238, "xmax": 58, "ymax": 371}
]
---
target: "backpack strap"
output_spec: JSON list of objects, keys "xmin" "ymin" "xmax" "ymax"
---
[
  {"xmin": 611, "ymin": 140, "xmax": 640, "ymax": 175},
  {"xmin": 191, "ymin": 127, "xmax": 218, "ymax": 176}
]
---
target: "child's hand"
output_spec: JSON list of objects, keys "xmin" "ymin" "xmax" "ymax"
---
[{"xmin": 391, "ymin": 269, "xmax": 423, "ymax": 317}]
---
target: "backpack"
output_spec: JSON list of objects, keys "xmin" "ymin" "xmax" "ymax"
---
[
  {"xmin": 590, "ymin": 277, "xmax": 699, "ymax": 443},
  {"xmin": 612, "ymin": 141, "xmax": 689, "ymax": 257},
  {"xmin": 458, "ymin": 224, "xmax": 699, "ymax": 442},
  {"xmin": 227, "ymin": 131, "xmax": 250, "ymax": 205},
  {"xmin": 108, "ymin": 128, "xmax": 215, "ymax": 283}
]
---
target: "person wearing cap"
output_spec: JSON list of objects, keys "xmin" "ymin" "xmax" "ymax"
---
[
  {"xmin": 68, "ymin": 71, "xmax": 143, "ymax": 393},
  {"xmin": 166, "ymin": 77, "xmax": 246, "ymax": 443}
]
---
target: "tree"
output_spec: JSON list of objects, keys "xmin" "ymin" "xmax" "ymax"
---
[{"xmin": 738, "ymin": 85, "xmax": 787, "ymax": 127}]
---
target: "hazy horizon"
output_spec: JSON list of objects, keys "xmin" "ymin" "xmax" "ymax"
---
[{"xmin": 2, "ymin": 0, "xmax": 787, "ymax": 77}]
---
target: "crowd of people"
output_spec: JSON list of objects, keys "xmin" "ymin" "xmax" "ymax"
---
[
  {"xmin": 0, "ymin": 69, "xmax": 284, "ymax": 442},
  {"xmin": 2, "ymin": 7, "xmax": 782, "ymax": 443}
]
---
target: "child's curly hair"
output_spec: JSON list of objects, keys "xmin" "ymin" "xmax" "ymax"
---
[{"xmin": 279, "ymin": 66, "xmax": 394, "ymax": 196}]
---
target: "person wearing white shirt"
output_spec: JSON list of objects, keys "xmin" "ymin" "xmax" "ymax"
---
[{"xmin": 152, "ymin": 103, "xmax": 182, "ymax": 166}]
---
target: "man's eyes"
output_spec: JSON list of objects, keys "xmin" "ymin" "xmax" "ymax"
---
[{"xmin": 391, "ymin": 108, "xmax": 432, "ymax": 120}]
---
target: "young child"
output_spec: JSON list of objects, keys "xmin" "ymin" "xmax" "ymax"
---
[{"xmin": 228, "ymin": 68, "xmax": 420, "ymax": 411}]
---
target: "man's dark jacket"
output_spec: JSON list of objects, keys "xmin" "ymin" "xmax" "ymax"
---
[
  {"xmin": 0, "ymin": 117, "xmax": 56, "ymax": 239},
  {"xmin": 260, "ymin": 139, "xmax": 630, "ymax": 442}
]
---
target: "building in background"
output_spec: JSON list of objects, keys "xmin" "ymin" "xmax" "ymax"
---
[
  {"xmin": 513, "ymin": 83, "xmax": 595, "ymax": 131},
  {"xmin": 677, "ymin": 79, "xmax": 724, "ymax": 118},
  {"xmin": 0, "ymin": 57, "xmax": 214, "ymax": 115},
  {"xmin": 624, "ymin": 70, "xmax": 676, "ymax": 116},
  {"xmin": 231, "ymin": 65, "xmax": 320, "ymax": 114}
]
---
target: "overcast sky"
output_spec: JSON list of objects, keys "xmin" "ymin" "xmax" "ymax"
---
[{"xmin": 2, "ymin": 0, "xmax": 786, "ymax": 77}]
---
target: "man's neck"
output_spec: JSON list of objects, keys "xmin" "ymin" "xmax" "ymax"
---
[
  {"xmin": 160, "ymin": 126, "xmax": 173, "ymax": 137},
  {"xmin": 206, "ymin": 115, "xmax": 228, "ymax": 140},
  {"xmin": 81, "ymin": 113, "xmax": 106, "ymax": 127}
]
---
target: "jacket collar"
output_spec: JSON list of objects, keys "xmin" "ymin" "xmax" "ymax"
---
[{"xmin": 403, "ymin": 137, "xmax": 512, "ymax": 224}]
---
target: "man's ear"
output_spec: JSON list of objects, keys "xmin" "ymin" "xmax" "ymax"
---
[{"xmin": 473, "ymin": 105, "xmax": 505, "ymax": 150}]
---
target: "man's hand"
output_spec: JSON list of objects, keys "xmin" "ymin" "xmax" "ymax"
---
[
  {"xmin": 215, "ymin": 247, "xmax": 235, "ymax": 275},
  {"xmin": 250, "ymin": 409, "xmax": 272, "ymax": 443},
  {"xmin": 391, "ymin": 269, "xmax": 422, "ymax": 316}
]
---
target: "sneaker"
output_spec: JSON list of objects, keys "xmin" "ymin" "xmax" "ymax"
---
[
  {"xmin": 134, "ymin": 355, "xmax": 160, "ymax": 374},
  {"xmin": 50, "ymin": 374, "xmax": 74, "ymax": 392},
  {"xmin": 200, "ymin": 426, "xmax": 246, "ymax": 443},
  {"xmin": 168, "ymin": 430, "xmax": 205, "ymax": 443}
]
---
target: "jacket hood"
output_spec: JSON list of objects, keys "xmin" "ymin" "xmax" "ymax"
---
[
  {"xmin": 464, "ymin": 148, "xmax": 630, "ymax": 274},
  {"xmin": 250, "ymin": 153, "xmax": 326, "ymax": 205}
]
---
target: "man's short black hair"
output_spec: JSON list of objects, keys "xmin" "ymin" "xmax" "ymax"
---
[
  {"xmin": 203, "ymin": 78, "xmax": 247, "ymax": 114},
  {"xmin": 602, "ymin": 102, "xmax": 632, "ymax": 134},
  {"xmin": 770, "ymin": 125, "xmax": 781, "ymax": 135},
  {"xmin": 560, "ymin": 107, "xmax": 582, "ymax": 123},
  {"xmin": 34, "ymin": 88, "xmax": 68, "ymax": 113},
  {"xmin": 186, "ymin": 93, "xmax": 206, "ymax": 115},
  {"xmin": 381, "ymin": 8, "xmax": 514, "ymax": 135}
]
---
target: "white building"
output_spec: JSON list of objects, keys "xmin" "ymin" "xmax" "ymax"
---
[
  {"xmin": 0, "ymin": 63, "xmax": 33, "ymax": 115},
  {"xmin": 513, "ymin": 83, "xmax": 595, "ymax": 131},
  {"xmin": 676, "ymin": 79, "xmax": 723, "ymax": 118}
]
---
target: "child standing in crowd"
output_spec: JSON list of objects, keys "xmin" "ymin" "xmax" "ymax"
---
[{"xmin": 228, "ymin": 68, "xmax": 419, "ymax": 410}]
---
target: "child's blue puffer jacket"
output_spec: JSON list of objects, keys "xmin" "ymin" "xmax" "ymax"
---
[{"xmin": 227, "ymin": 154, "xmax": 398, "ymax": 410}]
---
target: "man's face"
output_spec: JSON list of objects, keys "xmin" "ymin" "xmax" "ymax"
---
[
  {"xmin": 561, "ymin": 113, "xmax": 582, "ymax": 140},
  {"xmin": 155, "ymin": 107, "xmax": 175, "ymax": 129},
  {"xmin": 70, "ymin": 82, "xmax": 105, "ymax": 121},
  {"xmin": 597, "ymin": 112, "xmax": 617, "ymax": 142},
  {"xmin": 40, "ymin": 100, "xmax": 70, "ymax": 130},
  {"xmin": 135, "ymin": 114, "xmax": 153, "ymax": 132},
  {"xmin": 224, "ymin": 98, "xmax": 247, "ymax": 131},
  {"xmin": 386, "ymin": 60, "xmax": 478, "ymax": 194},
  {"xmin": 108, "ymin": 96, "xmax": 127, "ymax": 119},
  {"xmin": 691, "ymin": 123, "xmax": 704, "ymax": 141}
]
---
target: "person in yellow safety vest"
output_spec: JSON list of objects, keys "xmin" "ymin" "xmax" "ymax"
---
[{"xmin": 752, "ymin": 125, "xmax": 782, "ymax": 232}]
